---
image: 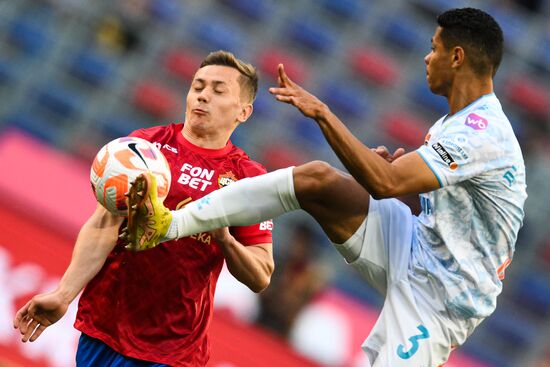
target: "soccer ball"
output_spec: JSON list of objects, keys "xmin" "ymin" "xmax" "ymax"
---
[{"xmin": 90, "ymin": 137, "xmax": 171, "ymax": 216}]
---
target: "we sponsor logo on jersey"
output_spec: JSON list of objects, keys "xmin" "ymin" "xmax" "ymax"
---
[
  {"xmin": 465, "ymin": 113, "xmax": 489, "ymax": 131},
  {"xmin": 432, "ymin": 142, "xmax": 458, "ymax": 170},
  {"xmin": 178, "ymin": 163, "xmax": 214, "ymax": 191}
]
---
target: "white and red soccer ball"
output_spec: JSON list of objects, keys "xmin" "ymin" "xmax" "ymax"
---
[{"xmin": 90, "ymin": 137, "xmax": 171, "ymax": 216}]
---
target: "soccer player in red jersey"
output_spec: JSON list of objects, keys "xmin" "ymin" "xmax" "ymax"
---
[{"xmin": 13, "ymin": 50, "xmax": 274, "ymax": 367}]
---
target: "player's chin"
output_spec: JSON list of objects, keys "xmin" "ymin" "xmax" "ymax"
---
[
  {"xmin": 427, "ymin": 82, "xmax": 444, "ymax": 96},
  {"xmin": 186, "ymin": 116, "xmax": 209, "ymax": 128},
  {"xmin": 188, "ymin": 114, "xmax": 205, "ymax": 122}
]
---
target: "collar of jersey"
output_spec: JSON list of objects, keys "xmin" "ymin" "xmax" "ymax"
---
[
  {"xmin": 177, "ymin": 128, "xmax": 234, "ymax": 157},
  {"xmin": 442, "ymin": 93, "xmax": 496, "ymax": 124}
]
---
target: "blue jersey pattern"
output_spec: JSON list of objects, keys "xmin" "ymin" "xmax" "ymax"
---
[{"xmin": 414, "ymin": 94, "xmax": 527, "ymax": 318}]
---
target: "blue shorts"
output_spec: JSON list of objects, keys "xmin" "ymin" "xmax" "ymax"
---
[{"xmin": 76, "ymin": 333, "xmax": 169, "ymax": 367}]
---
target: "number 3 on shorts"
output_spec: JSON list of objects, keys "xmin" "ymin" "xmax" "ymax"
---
[{"xmin": 397, "ymin": 325, "xmax": 430, "ymax": 359}]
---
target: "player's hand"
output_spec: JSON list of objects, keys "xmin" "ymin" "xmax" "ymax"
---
[
  {"xmin": 371, "ymin": 146, "xmax": 405, "ymax": 163},
  {"xmin": 209, "ymin": 227, "xmax": 234, "ymax": 246},
  {"xmin": 13, "ymin": 291, "xmax": 69, "ymax": 342},
  {"xmin": 269, "ymin": 64, "xmax": 328, "ymax": 120}
]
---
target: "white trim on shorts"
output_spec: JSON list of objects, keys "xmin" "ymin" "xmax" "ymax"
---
[{"xmin": 332, "ymin": 196, "xmax": 413, "ymax": 294}]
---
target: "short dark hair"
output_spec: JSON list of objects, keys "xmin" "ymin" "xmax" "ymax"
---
[
  {"xmin": 437, "ymin": 8, "xmax": 504, "ymax": 77},
  {"xmin": 199, "ymin": 50, "xmax": 258, "ymax": 103}
]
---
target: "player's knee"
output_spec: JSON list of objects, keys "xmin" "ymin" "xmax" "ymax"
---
[{"xmin": 294, "ymin": 161, "xmax": 340, "ymax": 198}]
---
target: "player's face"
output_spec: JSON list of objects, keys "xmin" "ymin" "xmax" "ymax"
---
[
  {"xmin": 185, "ymin": 65, "xmax": 251, "ymax": 136},
  {"xmin": 424, "ymin": 27, "xmax": 454, "ymax": 97}
]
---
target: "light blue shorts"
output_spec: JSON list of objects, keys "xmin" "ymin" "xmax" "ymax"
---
[{"xmin": 333, "ymin": 197, "xmax": 479, "ymax": 367}]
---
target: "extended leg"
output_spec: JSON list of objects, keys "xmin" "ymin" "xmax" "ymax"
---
[
  {"xmin": 125, "ymin": 161, "xmax": 370, "ymax": 251},
  {"xmin": 292, "ymin": 161, "xmax": 370, "ymax": 244}
]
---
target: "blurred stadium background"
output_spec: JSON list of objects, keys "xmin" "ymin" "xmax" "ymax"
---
[{"xmin": 1, "ymin": 0, "xmax": 550, "ymax": 366}]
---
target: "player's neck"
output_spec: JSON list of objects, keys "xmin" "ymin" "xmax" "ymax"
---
[
  {"xmin": 447, "ymin": 76, "xmax": 493, "ymax": 116},
  {"xmin": 181, "ymin": 127, "xmax": 231, "ymax": 149}
]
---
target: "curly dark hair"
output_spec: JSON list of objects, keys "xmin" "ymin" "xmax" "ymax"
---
[{"xmin": 437, "ymin": 8, "xmax": 504, "ymax": 77}]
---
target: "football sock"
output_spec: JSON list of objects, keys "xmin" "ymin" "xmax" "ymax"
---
[
  {"xmin": 165, "ymin": 167, "xmax": 300, "ymax": 240},
  {"xmin": 331, "ymin": 219, "xmax": 365, "ymax": 262}
]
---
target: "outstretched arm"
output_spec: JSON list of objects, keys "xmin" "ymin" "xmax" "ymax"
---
[
  {"xmin": 269, "ymin": 64, "xmax": 440, "ymax": 198},
  {"xmin": 210, "ymin": 228, "xmax": 273, "ymax": 293},
  {"xmin": 13, "ymin": 204, "xmax": 123, "ymax": 342}
]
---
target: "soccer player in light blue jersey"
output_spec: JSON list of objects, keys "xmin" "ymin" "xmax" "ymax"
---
[{"xmin": 125, "ymin": 8, "xmax": 526, "ymax": 366}]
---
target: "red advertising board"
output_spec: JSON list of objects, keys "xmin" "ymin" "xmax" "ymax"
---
[{"xmin": 0, "ymin": 204, "xmax": 78, "ymax": 367}]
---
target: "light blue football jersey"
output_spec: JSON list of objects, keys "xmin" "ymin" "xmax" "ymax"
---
[{"xmin": 414, "ymin": 93, "xmax": 527, "ymax": 318}]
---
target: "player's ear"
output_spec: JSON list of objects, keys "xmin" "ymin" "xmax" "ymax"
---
[
  {"xmin": 451, "ymin": 46, "xmax": 465, "ymax": 69},
  {"xmin": 237, "ymin": 103, "xmax": 253, "ymax": 123}
]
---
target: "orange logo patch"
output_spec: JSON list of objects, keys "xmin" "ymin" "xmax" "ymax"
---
[
  {"xmin": 218, "ymin": 171, "xmax": 237, "ymax": 188},
  {"xmin": 424, "ymin": 133, "xmax": 431, "ymax": 145}
]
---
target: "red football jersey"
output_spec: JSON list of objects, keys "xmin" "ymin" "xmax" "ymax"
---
[{"xmin": 75, "ymin": 123, "xmax": 273, "ymax": 366}]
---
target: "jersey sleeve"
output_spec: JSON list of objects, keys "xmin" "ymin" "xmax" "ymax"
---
[
  {"xmin": 231, "ymin": 159, "xmax": 273, "ymax": 246},
  {"xmin": 230, "ymin": 221, "xmax": 273, "ymax": 245},
  {"xmin": 128, "ymin": 127, "xmax": 159, "ymax": 141},
  {"xmin": 416, "ymin": 111, "xmax": 505, "ymax": 187}
]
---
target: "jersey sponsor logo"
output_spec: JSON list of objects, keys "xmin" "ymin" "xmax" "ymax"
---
[
  {"xmin": 218, "ymin": 171, "xmax": 237, "ymax": 188},
  {"xmin": 259, "ymin": 220, "xmax": 273, "ymax": 231},
  {"xmin": 431, "ymin": 142, "xmax": 458, "ymax": 170},
  {"xmin": 465, "ymin": 113, "xmax": 489, "ymax": 131},
  {"xmin": 178, "ymin": 163, "xmax": 214, "ymax": 191}
]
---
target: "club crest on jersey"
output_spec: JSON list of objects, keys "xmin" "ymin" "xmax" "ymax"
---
[
  {"xmin": 432, "ymin": 142, "xmax": 458, "ymax": 171},
  {"xmin": 218, "ymin": 171, "xmax": 237, "ymax": 188},
  {"xmin": 465, "ymin": 113, "xmax": 489, "ymax": 131}
]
